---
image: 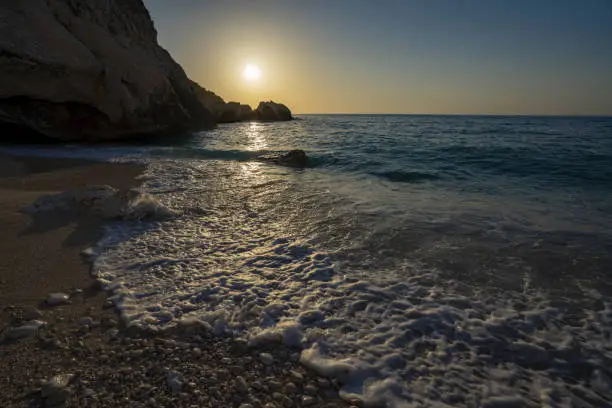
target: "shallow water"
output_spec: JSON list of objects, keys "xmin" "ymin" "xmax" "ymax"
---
[{"xmin": 4, "ymin": 115, "xmax": 612, "ymax": 407}]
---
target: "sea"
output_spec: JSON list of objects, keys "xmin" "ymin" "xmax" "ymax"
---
[{"xmin": 4, "ymin": 115, "xmax": 612, "ymax": 407}]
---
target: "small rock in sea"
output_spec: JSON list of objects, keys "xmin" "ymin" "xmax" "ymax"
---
[
  {"xmin": 45, "ymin": 292, "xmax": 71, "ymax": 306},
  {"xmin": 6, "ymin": 320, "xmax": 46, "ymax": 340},
  {"xmin": 166, "ymin": 371, "xmax": 183, "ymax": 394},
  {"xmin": 258, "ymin": 150, "xmax": 309, "ymax": 168},
  {"xmin": 191, "ymin": 347, "xmax": 202, "ymax": 358},
  {"xmin": 260, "ymin": 352, "xmax": 274, "ymax": 365}
]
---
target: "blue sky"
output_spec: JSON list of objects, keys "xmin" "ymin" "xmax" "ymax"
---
[{"xmin": 144, "ymin": 0, "xmax": 612, "ymax": 115}]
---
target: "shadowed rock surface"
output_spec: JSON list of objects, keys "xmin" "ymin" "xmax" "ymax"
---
[
  {"xmin": 255, "ymin": 101, "xmax": 293, "ymax": 121},
  {"xmin": 0, "ymin": 0, "xmax": 214, "ymax": 141}
]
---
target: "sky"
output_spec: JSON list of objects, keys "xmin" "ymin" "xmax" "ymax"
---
[{"xmin": 144, "ymin": 0, "xmax": 612, "ymax": 115}]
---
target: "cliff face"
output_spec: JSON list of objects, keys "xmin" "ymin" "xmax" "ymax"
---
[{"xmin": 0, "ymin": 0, "xmax": 214, "ymax": 141}]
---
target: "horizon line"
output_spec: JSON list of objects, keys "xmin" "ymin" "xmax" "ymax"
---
[{"xmin": 294, "ymin": 113, "xmax": 612, "ymax": 118}]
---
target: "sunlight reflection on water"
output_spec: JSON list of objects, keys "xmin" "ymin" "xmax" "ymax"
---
[{"xmin": 246, "ymin": 122, "xmax": 268, "ymax": 151}]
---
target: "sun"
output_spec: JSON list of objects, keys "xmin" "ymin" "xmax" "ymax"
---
[{"xmin": 242, "ymin": 64, "xmax": 261, "ymax": 81}]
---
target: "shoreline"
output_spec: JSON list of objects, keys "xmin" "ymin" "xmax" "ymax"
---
[{"xmin": 0, "ymin": 154, "xmax": 348, "ymax": 407}]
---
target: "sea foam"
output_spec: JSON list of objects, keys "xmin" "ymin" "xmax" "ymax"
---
[{"xmin": 90, "ymin": 159, "xmax": 612, "ymax": 407}]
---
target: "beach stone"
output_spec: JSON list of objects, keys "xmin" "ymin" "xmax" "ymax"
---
[
  {"xmin": 5, "ymin": 320, "xmax": 46, "ymax": 340},
  {"xmin": 45, "ymin": 293, "xmax": 71, "ymax": 306},
  {"xmin": 260, "ymin": 352, "xmax": 274, "ymax": 365},
  {"xmin": 289, "ymin": 371, "xmax": 304, "ymax": 383},
  {"xmin": 284, "ymin": 382, "xmax": 298, "ymax": 394},
  {"xmin": 303, "ymin": 383, "xmax": 318, "ymax": 395},
  {"xmin": 236, "ymin": 376, "xmax": 248, "ymax": 393},
  {"xmin": 78, "ymin": 317, "xmax": 95, "ymax": 327},
  {"xmin": 22, "ymin": 308, "xmax": 43, "ymax": 321},
  {"xmin": 280, "ymin": 395, "xmax": 294, "ymax": 407},
  {"xmin": 166, "ymin": 371, "xmax": 183, "ymax": 394},
  {"xmin": 41, "ymin": 373, "xmax": 73, "ymax": 398},
  {"xmin": 301, "ymin": 395, "xmax": 317, "ymax": 406}
]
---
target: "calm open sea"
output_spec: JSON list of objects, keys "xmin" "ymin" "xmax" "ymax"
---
[{"xmin": 5, "ymin": 115, "xmax": 612, "ymax": 407}]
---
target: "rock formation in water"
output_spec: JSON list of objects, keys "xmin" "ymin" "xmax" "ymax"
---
[
  {"xmin": 189, "ymin": 81, "xmax": 292, "ymax": 124},
  {"xmin": 258, "ymin": 150, "xmax": 308, "ymax": 168},
  {"xmin": 254, "ymin": 101, "xmax": 293, "ymax": 122},
  {"xmin": 0, "ymin": 1, "xmax": 292, "ymax": 142}
]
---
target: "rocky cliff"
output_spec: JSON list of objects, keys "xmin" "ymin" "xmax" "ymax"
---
[
  {"xmin": 0, "ymin": 0, "xmax": 292, "ymax": 142},
  {"xmin": 0, "ymin": 0, "xmax": 214, "ymax": 141}
]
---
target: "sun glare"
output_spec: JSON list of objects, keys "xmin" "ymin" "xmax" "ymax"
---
[{"xmin": 242, "ymin": 64, "xmax": 261, "ymax": 81}]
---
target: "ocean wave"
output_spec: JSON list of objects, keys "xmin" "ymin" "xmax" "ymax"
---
[{"xmin": 90, "ymin": 159, "xmax": 612, "ymax": 407}]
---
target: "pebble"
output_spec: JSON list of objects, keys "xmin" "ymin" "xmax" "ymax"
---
[
  {"xmin": 281, "ymin": 395, "xmax": 294, "ymax": 407},
  {"xmin": 289, "ymin": 370, "xmax": 304, "ymax": 383},
  {"xmin": 5, "ymin": 320, "xmax": 46, "ymax": 340},
  {"xmin": 259, "ymin": 352, "xmax": 274, "ymax": 365},
  {"xmin": 78, "ymin": 317, "xmax": 95, "ymax": 327},
  {"xmin": 191, "ymin": 347, "xmax": 202, "ymax": 357},
  {"xmin": 166, "ymin": 371, "xmax": 183, "ymax": 394},
  {"xmin": 303, "ymin": 383, "xmax": 318, "ymax": 395},
  {"xmin": 41, "ymin": 373, "xmax": 74, "ymax": 405},
  {"xmin": 284, "ymin": 382, "xmax": 298, "ymax": 394},
  {"xmin": 23, "ymin": 308, "xmax": 43, "ymax": 321},
  {"xmin": 239, "ymin": 404, "xmax": 254, "ymax": 408},
  {"xmin": 236, "ymin": 376, "xmax": 248, "ymax": 393},
  {"xmin": 301, "ymin": 395, "xmax": 317, "ymax": 406},
  {"xmin": 45, "ymin": 292, "xmax": 71, "ymax": 306}
]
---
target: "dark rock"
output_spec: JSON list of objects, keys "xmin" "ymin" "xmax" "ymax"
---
[
  {"xmin": 216, "ymin": 102, "xmax": 256, "ymax": 123},
  {"xmin": 258, "ymin": 150, "xmax": 308, "ymax": 168},
  {"xmin": 0, "ymin": 0, "xmax": 214, "ymax": 141},
  {"xmin": 255, "ymin": 101, "xmax": 293, "ymax": 121}
]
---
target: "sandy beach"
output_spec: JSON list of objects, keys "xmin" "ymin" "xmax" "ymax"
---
[{"xmin": 0, "ymin": 154, "xmax": 348, "ymax": 408}]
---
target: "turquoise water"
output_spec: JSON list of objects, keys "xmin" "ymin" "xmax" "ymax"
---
[{"xmin": 5, "ymin": 115, "xmax": 612, "ymax": 406}]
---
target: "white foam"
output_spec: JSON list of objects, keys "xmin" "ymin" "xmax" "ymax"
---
[{"xmin": 88, "ymin": 159, "xmax": 612, "ymax": 407}]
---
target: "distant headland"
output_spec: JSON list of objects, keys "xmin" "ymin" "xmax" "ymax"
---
[{"xmin": 0, "ymin": 0, "xmax": 292, "ymax": 142}]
